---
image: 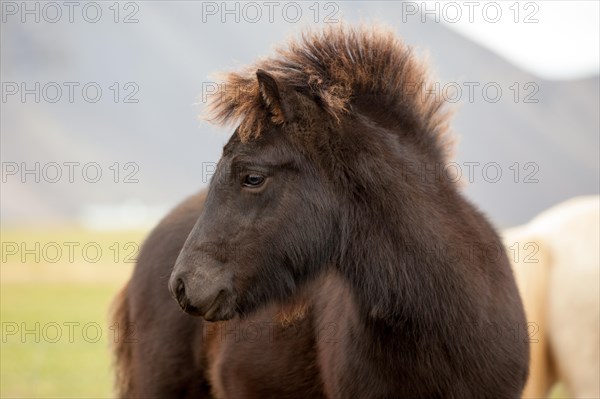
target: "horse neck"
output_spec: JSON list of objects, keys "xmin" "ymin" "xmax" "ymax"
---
[{"xmin": 333, "ymin": 132, "xmax": 469, "ymax": 331}]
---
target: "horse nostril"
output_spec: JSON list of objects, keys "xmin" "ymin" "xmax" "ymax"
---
[{"xmin": 175, "ymin": 278, "xmax": 186, "ymax": 303}]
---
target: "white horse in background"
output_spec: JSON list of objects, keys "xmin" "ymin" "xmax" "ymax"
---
[{"xmin": 503, "ymin": 196, "xmax": 599, "ymax": 398}]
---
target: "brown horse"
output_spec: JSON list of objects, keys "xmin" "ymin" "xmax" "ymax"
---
[{"xmin": 111, "ymin": 25, "xmax": 529, "ymax": 398}]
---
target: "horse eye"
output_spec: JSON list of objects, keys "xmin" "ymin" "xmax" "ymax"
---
[{"xmin": 242, "ymin": 174, "xmax": 265, "ymax": 188}]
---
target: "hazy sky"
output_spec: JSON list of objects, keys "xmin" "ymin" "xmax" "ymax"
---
[{"xmin": 441, "ymin": 1, "xmax": 600, "ymax": 80}]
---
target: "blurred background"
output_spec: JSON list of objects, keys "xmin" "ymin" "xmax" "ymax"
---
[{"xmin": 1, "ymin": 1, "xmax": 598, "ymax": 397}]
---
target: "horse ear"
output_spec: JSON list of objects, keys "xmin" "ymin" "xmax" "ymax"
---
[{"xmin": 256, "ymin": 69, "xmax": 295, "ymax": 124}]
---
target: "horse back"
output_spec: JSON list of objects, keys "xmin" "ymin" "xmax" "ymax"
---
[{"xmin": 112, "ymin": 191, "xmax": 211, "ymax": 398}]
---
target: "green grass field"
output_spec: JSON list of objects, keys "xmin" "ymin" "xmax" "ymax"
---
[
  {"xmin": 1, "ymin": 228, "xmax": 142, "ymax": 398},
  {"xmin": 1, "ymin": 283, "xmax": 121, "ymax": 398}
]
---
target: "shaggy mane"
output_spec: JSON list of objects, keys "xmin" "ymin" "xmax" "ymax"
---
[{"xmin": 204, "ymin": 24, "xmax": 453, "ymax": 158}]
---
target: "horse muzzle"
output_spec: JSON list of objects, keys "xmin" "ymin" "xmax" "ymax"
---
[{"xmin": 168, "ymin": 262, "xmax": 236, "ymax": 321}]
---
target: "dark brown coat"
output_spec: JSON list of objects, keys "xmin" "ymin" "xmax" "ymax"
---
[{"xmin": 111, "ymin": 25, "xmax": 529, "ymax": 399}]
